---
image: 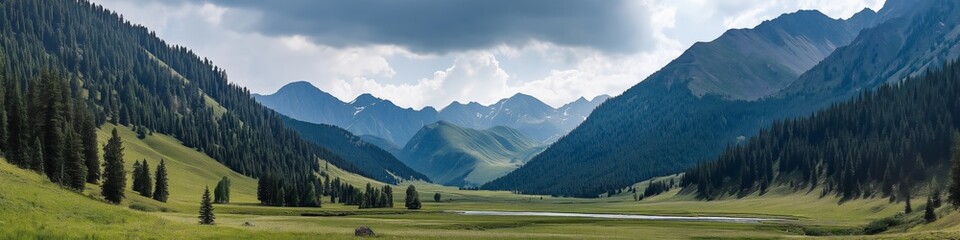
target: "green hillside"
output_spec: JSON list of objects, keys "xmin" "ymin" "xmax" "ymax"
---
[
  {"xmin": 281, "ymin": 116, "xmax": 430, "ymax": 183},
  {"xmin": 0, "ymin": 156, "xmax": 314, "ymax": 239},
  {"xmin": 95, "ymin": 124, "xmax": 258, "ymax": 208},
  {"xmin": 401, "ymin": 121, "xmax": 544, "ymax": 187}
]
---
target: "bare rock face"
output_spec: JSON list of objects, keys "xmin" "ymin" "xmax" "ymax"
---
[{"xmin": 355, "ymin": 226, "xmax": 375, "ymax": 237}]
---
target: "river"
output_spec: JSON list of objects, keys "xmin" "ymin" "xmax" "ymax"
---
[{"xmin": 454, "ymin": 210, "xmax": 782, "ymax": 223}]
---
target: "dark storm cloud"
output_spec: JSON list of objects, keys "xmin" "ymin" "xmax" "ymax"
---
[{"xmin": 176, "ymin": 0, "xmax": 649, "ymax": 53}]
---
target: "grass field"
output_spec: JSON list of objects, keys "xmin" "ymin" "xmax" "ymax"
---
[{"xmin": 2, "ymin": 125, "xmax": 960, "ymax": 239}]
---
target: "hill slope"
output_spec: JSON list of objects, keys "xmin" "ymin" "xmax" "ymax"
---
[
  {"xmin": 484, "ymin": 7, "xmax": 885, "ymax": 197},
  {"xmin": 281, "ymin": 116, "xmax": 430, "ymax": 182},
  {"xmin": 399, "ymin": 121, "xmax": 544, "ymax": 187},
  {"xmin": 0, "ymin": 123, "xmax": 327, "ymax": 238},
  {"xmin": 254, "ymin": 82, "xmax": 609, "ymax": 144}
]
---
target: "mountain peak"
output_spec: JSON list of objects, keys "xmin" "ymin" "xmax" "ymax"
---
[
  {"xmin": 351, "ymin": 93, "xmax": 384, "ymax": 106},
  {"xmin": 509, "ymin": 92, "xmax": 535, "ymax": 99},
  {"xmin": 272, "ymin": 81, "xmax": 325, "ymax": 95}
]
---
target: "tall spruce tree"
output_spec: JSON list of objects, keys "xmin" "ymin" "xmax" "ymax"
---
[
  {"xmin": 81, "ymin": 109, "xmax": 99, "ymax": 183},
  {"xmin": 40, "ymin": 71, "xmax": 66, "ymax": 184},
  {"xmin": 64, "ymin": 127, "xmax": 86, "ymax": 191},
  {"xmin": 132, "ymin": 160, "xmax": 142, "ymax": 193},
  {"xmin": 153, "ymin": 159, "xmax": 169, "ymax": 202},
  {"xmin": 214, "ymin": 176, "xmax": 231, "ymax": 204},
  {"xmin": 139, "ymin": 160, "xmax": 152, "ymax": 198},
  {"xmin": 101, "ymin": 128, "xmax": 126, "ymax": 204},
  {"xmin": 28, "ymin": 137, "xmax": 43, "ymax": 173},
  {"xmin": 384, "ymin": 185, "xmax": 393, "ymax": 208},
  {"xmin": 4, "ymin": 77, "xmax": 27, "ymax": 167},
  {"xmin": 950, "ymin": 134, "xmax": 960, "ymax": 207},
  {"xmin": 925, "ymin": 197, "xmax": 937, "ymax": 223},
  {"xmin": 0, "ymin": 64, "xmax": 6, "ymax": 156},
  {"xmin": 199, "ymin": 186, "xmax": 215, "ymax": 225},
  {"xmin": 405, "ymin": 185, "xmax": 421, "ymax": 210}
]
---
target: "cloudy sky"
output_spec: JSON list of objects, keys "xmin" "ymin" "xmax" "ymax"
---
[{"xmin": 91, "ymin": 0, "xmax": 885, "ymax": 109}]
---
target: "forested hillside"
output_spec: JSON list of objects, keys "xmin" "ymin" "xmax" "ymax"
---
[
  {"xmin": 683, "ymin": 61, "xmax": 960, "ymax": 200},
  {"xmin": 0, "ymin": 0, "xmax": 408, "ymax": 188}
]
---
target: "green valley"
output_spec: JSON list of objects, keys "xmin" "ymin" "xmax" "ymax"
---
[{"xmin": 6, "ymin": 0, "xmax": 960, "ymax": 239}]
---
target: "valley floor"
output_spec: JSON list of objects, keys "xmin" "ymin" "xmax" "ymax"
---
[{"xmin": 2, "ymin": 125, "xmax": 960, "ymax": 239}]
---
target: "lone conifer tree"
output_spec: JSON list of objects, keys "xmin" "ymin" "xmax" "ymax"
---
[
  {"xmin": 153, "ymin": 159, "xmax": 169, "ymax": 202},
  {"xmin": 214, "ymin": 176, "xmax": 231, "ymax": 204},
  {"xmin": 434, "ymin": 192, "xmax": 441, "ymax": 202},
  {"xmin": 950, "ymin": 134, "xmax": 960, "ymax": 207},
  {"xmin": 925, "ymin": 197, "xmax": 937, "ymax": 223},
  {"xmin": 101, "ymin": 128, "xmax": 126, "ymax": 204},
  {"xmin": 199, "ymin": 186, "xmax": 215, "ymax": 225},
  {"xmin": 405, "ymin": 185, "xmax": 421, "ymax": 210}
]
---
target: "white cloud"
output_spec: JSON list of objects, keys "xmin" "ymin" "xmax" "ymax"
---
[{"xmin": 90, "ymin": 0, "xmax": 885, "ymax": 109}]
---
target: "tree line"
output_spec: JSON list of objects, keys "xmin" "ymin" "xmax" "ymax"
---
[
  {"xmin": 0, "ymin": 69, "xmax": 99, "ymax": 192},
  {"xmin": 255, "ymin": 172, "xmax": 428, "ymax": 210}
]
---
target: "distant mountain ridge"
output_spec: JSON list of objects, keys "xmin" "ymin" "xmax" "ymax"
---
[
  {"xmin": 279, "ymin": 116, "xmax": 431, "ymax": 183},
  {"xmin": 398, "ymin": 121, "xmax": 545, "ymax": 187},
  {"xmin": 254, "ymin": 82, "xmax": 609, "ymax": 145}
]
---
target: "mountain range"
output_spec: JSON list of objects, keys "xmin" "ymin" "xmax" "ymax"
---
[
  {"xmin": 253, "ymin": 82, "xmax": 610, "ymax": 146},
  {"xmin": 485, "ymin": 0, "xmax": 960, "ymax": 197}
]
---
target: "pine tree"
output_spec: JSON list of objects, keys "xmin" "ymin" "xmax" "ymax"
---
[
  {"xmin": 28, "ymin": 137, "xmax": 43, "ymax": 173},
  {"xmin": 301, "ymin": 181, "xmax": 319, "ymax": 207},
  {"xmin": 81, "ymin": 110, "xmax": 99, "ymax": 183},
  {"xmin": 153, "ymin": 159, "xmax": 169, "ymax": 202},
  {"xmin": 950, "ymin": 134, "xmax": 960, "ymax": 207},
  {"xmin": 933, "ymin": 188, "xmax": 943, "ymax": 208},
  {"xmin": 132, "ymin": 160, "xmax": 142, "ymax": 193},
  {"xmin": 384, "ymin": 185, "xmax": 394, "ymax": 208},
  {"xmin": 0, "ymin": 69, "xmax": 6, "ymax": 157},
  {"xmin": 405, "ymin": 185, "xmax": 421, "ymax": 210},
  {"xmin": 905, "ymin": 192, "xmax": 913, "ymax": 214},
  {"xmin": 139, "ymin": 160, "xmax": 152, "ymax": 198},
  {"xmin": 40, "ymin": 71, "xmax": 66, "ymax": 184},
  {"xmin": 257, "ymin": 174, "xmax": 268, "ymax": 205},
  {"xmin": 434, "ymin": 192, "xmax": 441, "ymax": 203},
  {"xmin": 101, "ymin": 128, "xmax": 126, "ymax": 204},
  {"xmin": 199, "ymin": 186, "xmax": 215, "ymax": 225},
  {"xmin": 214, "ymin": 176, "xmax": 231, "ymax": 204},
  {"xmin": 64, "ymin": 128, "xmax": 86, "ymax": 191},
  {"xmin": 925, "ymin": 197, "xmax": 937, "ymax": 223},
  {"xmin": 5, "ymin": 78, "xmax": 27, "ymax": 167}
]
